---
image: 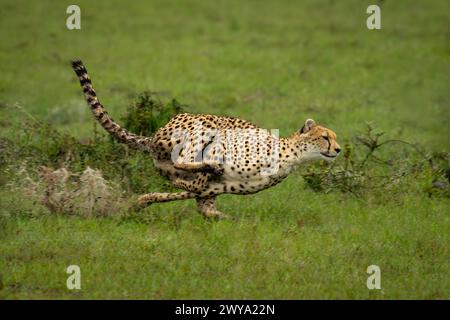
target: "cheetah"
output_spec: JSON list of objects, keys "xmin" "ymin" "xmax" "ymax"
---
[{"xmin": 72, "ymin": 60, "xmax": 341, "ymax": 219}]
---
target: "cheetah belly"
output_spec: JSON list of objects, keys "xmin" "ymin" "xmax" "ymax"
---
[{"xmin": 221, "ymin": 164, "xmax": 287, "ymax": 194}]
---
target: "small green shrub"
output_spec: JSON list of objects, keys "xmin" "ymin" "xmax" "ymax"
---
[
  {"xmin": 122, "ymin": 91, "xmax": 185, "ymax": 136},
  {"xmin": 302, "ymin": 143, "xmax": 366, "ymax": 196}
]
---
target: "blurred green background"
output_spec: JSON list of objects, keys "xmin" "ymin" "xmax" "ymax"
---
[{"xmin": 1, "ymin": 0, "xmax": 448, "ymax": 147}]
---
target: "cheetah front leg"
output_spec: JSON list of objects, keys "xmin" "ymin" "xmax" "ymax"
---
[{"xmin": 196, "ymin": 196, "xmax": 230, "ymax": 219}]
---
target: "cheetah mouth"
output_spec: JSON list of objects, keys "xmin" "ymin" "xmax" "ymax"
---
[{"xmin": 320, "ymin": 152, "xmax": 337, "ymax": 159}]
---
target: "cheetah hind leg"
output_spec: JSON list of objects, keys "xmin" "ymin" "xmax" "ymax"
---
[
  {"xmin": 196, "ymin": 196, "xmax": 230, "ymax": 220},
  {"xmin": 174, "ymin": 162, "xmax": 224, "ymax": 175},
  {"xmin": 173, "ymin": 172, "xmax": 211, "ymax": 192},
  {"xmin": 137, "ymin": 191, "xmax": 196, "ymax": 208}
]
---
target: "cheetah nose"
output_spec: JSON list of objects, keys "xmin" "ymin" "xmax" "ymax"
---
[{"xmin": 335, "ymin": 147, "xmax": 341, "ymax": 154}]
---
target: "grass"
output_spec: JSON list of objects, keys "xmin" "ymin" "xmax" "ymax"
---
[
  {"xmin": 1, "ymin": 188, "xmax": 448, "ymax": 299},
  {"xmin": 0, "ymin": 0, "xmax": 449, "ymax": 299}
]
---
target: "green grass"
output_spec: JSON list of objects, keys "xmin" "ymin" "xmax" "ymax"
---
[
  {"xmin": 0, "ymin": 0, "xmax": 449, "ymax": 299},
  {"xmin": 1, "ymin": 187, "xmax": 448, "ymax": 299}
]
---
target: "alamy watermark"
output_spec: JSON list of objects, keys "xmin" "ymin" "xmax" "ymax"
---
[
  {"xmin": 366, "ymin": 5, "xmax": 381, "ymax": 30},
  {"xmin": 66, "ymin": 5, "xmax": 81, "ymax": 30},
  {"xmin": 66, "ymin": 265, "xmax": 81, "ymax": 290},
  {"xmin": 366, "ymin": 265, "xmax": 381, "ymax": 290}
]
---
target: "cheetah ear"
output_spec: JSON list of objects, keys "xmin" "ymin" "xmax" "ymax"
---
[{"xmin": 300, "ymin": 119, "xmax": 316, "ymax": 134}]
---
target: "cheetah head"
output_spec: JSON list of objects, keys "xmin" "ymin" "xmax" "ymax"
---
[{"xmin": 298, "ymin": 119, "xmax": 341, "ymax": 161}]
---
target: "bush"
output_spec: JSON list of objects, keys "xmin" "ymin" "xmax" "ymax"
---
[{"xmin": 122, "ymin": 91, "xmax": 185, "ymax": 136}]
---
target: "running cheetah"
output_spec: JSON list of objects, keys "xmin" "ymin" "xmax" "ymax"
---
[{"xmin": 72, "ymin": 60, "xmax": 341, "ymax": 218}]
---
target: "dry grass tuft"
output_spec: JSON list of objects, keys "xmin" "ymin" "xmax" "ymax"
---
[{"xmin": 22, "ymin": 166, "xmax": 125, "ymax": 216}]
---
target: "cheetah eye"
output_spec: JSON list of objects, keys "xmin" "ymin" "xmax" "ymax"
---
[{"xmin": 322, "ymin": 136, "xmax": 329, "ymax": 141}]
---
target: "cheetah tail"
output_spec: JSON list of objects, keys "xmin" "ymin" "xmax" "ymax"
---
[{"xmin": 71, "ymin": 59, "xmax": 152, "ymax": 151}]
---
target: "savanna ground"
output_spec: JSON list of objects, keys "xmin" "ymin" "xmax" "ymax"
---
[{"xmin": 0, "ymin": 0, "xmax": 449, "ymax": 299}]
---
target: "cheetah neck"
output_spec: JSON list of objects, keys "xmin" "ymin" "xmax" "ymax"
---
[{"xmin": 279, "ymin": 134, "xmax": 313, "ymax": 169}]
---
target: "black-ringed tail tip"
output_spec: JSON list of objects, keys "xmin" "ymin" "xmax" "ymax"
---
[{"xmin": 71, "ymin": 59, "xmax": 87, "ymax": 76}]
